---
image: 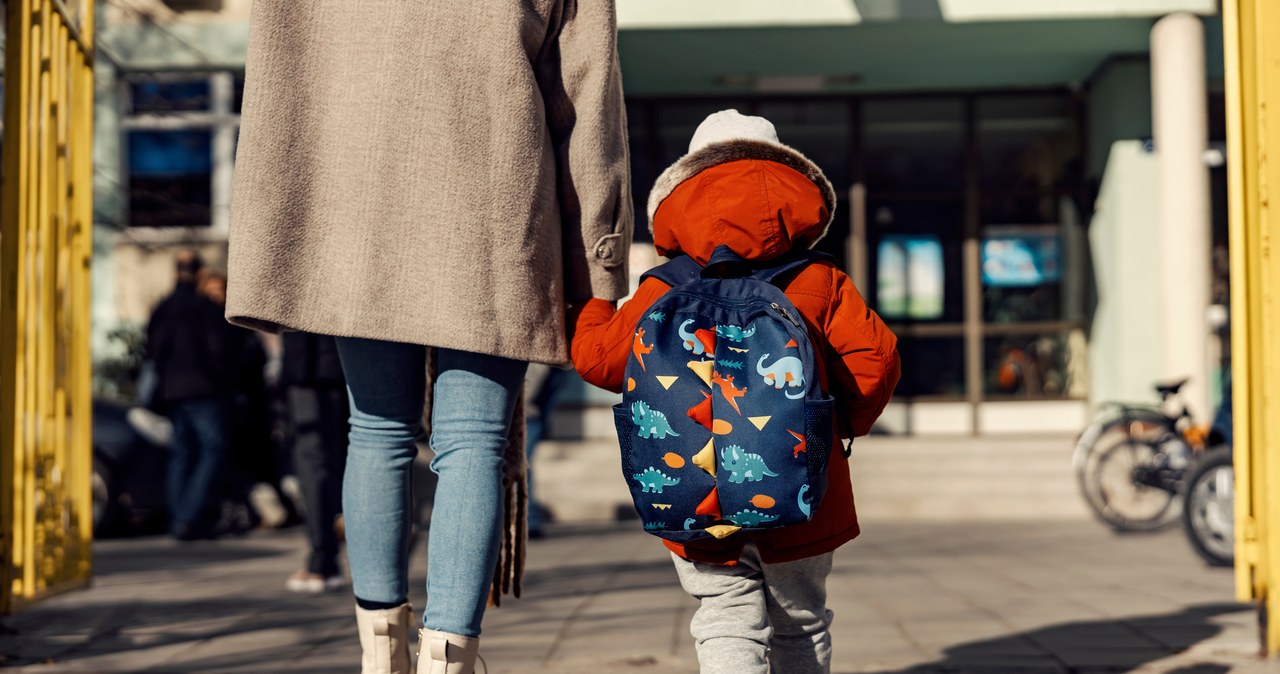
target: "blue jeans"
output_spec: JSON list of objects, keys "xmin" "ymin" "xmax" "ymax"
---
[
  {"xmin": 335, "ymin": 338, "xmax": 527, "ymax": 637},
  {"xmin": 167, "ymin": 398, "xmax": 229, "ymax": 533}
]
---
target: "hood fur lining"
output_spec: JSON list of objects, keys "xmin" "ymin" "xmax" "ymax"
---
[{"xmin": 647, "ymin": 139, "xmax": 837, "ymax": 247}]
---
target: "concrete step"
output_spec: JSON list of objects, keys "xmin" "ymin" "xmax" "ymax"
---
[{"xmin": 530, "ymin": 434, "xmax": 1091, "ymax": 523}]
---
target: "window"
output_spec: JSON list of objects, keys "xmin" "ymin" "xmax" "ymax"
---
[
  {"xmin": 877, "ymin": 234, "xmax": 944, "ymax": 321},
  {"xmin": 627, "ymin": 90, "xmax": 1087, "ymax": 406},
  {"xmin": 127, "ymin": 130, "xmax": 212, "ymax": 228},
  {"xmin": 864, "ymin": 98, "xmax": 964, "ymax": 193},
  {"xmin": 982, "ymin": 225, "xmax": 1064, "ymax": 323},
  {"xmin": 867, "ymin": 198, "xmax": 965, "ymax": 324},
  {"xmin": 122, "ymin": 72, "xmax": 241, "ymax": 232}
]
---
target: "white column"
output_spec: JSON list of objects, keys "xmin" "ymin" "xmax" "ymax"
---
[
  {"xmin": 1151, "ymin": 12, "xmax": 1212, "ymax": 420},
  {"xmin": 210, "ymin": 71, "xmax": 237, "ymax": 237}
]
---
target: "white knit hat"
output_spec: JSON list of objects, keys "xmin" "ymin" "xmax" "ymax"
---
[
  {"xmin": 687, "ymin": 109, "xmax": 781, "ymax": 154},
  {"xmin": 647, "ymin": 109, "xmax": 837, "ymax": 243}
]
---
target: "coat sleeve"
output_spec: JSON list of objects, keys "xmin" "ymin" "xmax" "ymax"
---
[
  {"xmin": 570, "ymin": 277, "xmax": 671, "ymax": 392},
  {"xmin": 822, "ymin": 268, "xmax": 902, "ymax": 438},
  {"xmin": 540, "ymin": 0, "xmax": 633, "ymax": 304}
]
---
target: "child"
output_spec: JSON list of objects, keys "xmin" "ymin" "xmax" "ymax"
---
[{"xmin": 570, "ymin": 110, "xmax": 901, "ymax": 673}]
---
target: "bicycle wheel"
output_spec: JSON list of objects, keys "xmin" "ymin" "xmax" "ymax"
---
[
  {"xmin": 1070, "ymin": 416, "xmax": 1177, "ymax": 532},
  {"xmin": 1182, "ymin": 447, "xmax": 1234, "ymax": 567},
  {"xmin": 1081, "ymin": 429, "xmax": 1181, "ymax": 531}
]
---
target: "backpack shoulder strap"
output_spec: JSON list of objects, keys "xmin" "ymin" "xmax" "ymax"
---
[
  {"xmin": 641, "ymin": 248, "xmax": 838, "ymax": 288},
  {"xmin": 748, "ymin": 250, "xmax": 838, "ymax": 286},
  {"xmin": 641, "ymin": 254, "xmax": 702, "ymax": 288}
]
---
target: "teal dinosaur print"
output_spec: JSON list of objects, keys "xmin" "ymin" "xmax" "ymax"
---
[
  {"xmin": 797, "ymin": 484, "xmax": 812, "ymax": 517},
  {"xmin": 632, "ymin": 401, "xmax": 680, "ymax": 439},
  {"xmin": 721, "ymin": 444, "xmax": 779, "ymax": 483},
  {"xmin": 633, "ymin": 467, "xmax": 681, "ymax": 493},
  {"xmin": 726, "ymin": 509, "xmax": 780, "ymax": 527},
  {"xmin": 643, "ymin": 521, "xmax": 669, "ymax": 531},
  {"xmin": 716, "ymin": 323, "xmax": 756, "ymax": 342},
  {"xmin": 717, "ymin": 359, "xmax": 744, "ymax": 371},
  {"xmin": 647, "ymin": 311, "xmax": 667, "ymax": 323},
  {"xmin": 684, "ymin": 517, "xmax": 697, "ymax": 530}
]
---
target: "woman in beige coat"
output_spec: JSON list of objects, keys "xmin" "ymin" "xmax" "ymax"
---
[{"xmin": 226, "ymin": 2, "xmax": 631, "ymax": 672}]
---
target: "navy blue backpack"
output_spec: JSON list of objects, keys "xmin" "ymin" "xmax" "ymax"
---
[{"xmin": 614, "ymin": 246, "xmax": 837, "ymax": 543}]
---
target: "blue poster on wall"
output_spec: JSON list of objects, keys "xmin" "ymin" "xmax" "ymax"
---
[{"xmin": 982, "ymin": 226, "xmax": 1061, "ymax": 288}]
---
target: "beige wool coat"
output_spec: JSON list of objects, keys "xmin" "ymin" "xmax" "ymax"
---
[{"xmin": 226, "ymin": 0, "xmax": 632, "ymax": 365}]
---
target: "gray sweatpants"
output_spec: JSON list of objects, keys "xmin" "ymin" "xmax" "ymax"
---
[{"xmin": 671, "ymin": 545, "xmax": 834, "ymax": 674}]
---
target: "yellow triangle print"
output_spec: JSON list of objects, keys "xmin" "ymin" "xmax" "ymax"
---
[
  {"xmin": 748, "ymin": 415, "xmax": 771, "ymax": 431},
  {"xmin": 656, "ymin": 375, "xmax": 679, "ymax": 390},
  {"xmin": 652, "ymin": 504, "xmax": 672, "ymax": 510},
  {"xmin": 686, "ymin": 360, "xmax": 714, "ymax": 387},
  {"xmin": 692, "ymin": 438, "xmax": 716, "ymax": 477},
  {"xmin": 705, "ymin": 524, "xmax": 742, "ymax": 539}
]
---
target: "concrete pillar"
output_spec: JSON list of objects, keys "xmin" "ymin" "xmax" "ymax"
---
[{"xmin": 1151, "ymin": 12, "xmax": 1212, "ymax": 420}]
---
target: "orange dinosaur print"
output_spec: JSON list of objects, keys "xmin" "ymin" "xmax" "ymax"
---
[
  {"xmin": 632, "ymin": 328, "xmax": 654, "ymax": 372},
  {"xmin": 711, "ymin": 371, "xmax": 748, "ymax": 415},
  {"xmin": 788, "ymin": 429, "xmax": 807, "ymax": 458}
]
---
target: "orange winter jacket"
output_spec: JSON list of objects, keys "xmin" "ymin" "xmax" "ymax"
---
[{"xmin": 571, "ymin": 159, "xmax": 901, "ymax": 565}]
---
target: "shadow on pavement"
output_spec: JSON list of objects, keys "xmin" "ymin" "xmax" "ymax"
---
[
  {"xmin": 860, "ymin": 603, "xmax": 1248, "ymax": 674},
  {"xmin": 0, "ymin": 594, "xmax": 347, "ymax": 669},
  {"xmin": 91, "ymin": 538, "xmax": 289, "ymax": 576}
]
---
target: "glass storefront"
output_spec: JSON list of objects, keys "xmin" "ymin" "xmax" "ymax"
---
[{"xmin": 626, "ymin": 90, "xmax": 1088, "ymax": 403}]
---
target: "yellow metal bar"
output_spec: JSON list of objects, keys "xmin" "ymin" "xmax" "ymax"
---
[
  {"xmin": 1225, "ymin": 0, "xmax": 1280, "ymax": 655},
  {"xmin": 1, "ymin": 0, "xmax": 95, "ymax": 614}
]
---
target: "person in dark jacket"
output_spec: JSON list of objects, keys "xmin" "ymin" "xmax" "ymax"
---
[
  {"xmin": 147, "ymin": 250, "xmax": 233, "ymax": 540},
  {"xmin": 281, "ymin": 331, "xmax": 350, "ymax": 592}
]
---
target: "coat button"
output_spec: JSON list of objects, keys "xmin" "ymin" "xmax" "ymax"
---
[{"xmin": 592, "ymin": 233, "xmax": 624, "ymax": 267}]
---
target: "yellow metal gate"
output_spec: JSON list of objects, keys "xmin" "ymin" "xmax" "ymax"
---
[
  {"xmin": 0, "ymin": 0, "xmax": 95, "ymax": 614},
  {"xmin": 1224, "ymin": 0, "xmax": 1280, "ymax": 656}
]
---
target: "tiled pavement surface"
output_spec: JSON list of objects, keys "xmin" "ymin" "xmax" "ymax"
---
[{"xmin": 0, "ymin": 520, "xmax": 1270, "ymax": 673}]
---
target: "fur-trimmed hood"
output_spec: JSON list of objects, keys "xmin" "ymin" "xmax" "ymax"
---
[{"xmin": 648, "ymin": 139, "xmax": 837, "ymax": 265}]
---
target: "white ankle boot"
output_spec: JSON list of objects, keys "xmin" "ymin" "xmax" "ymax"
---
[
  {"xmin": 416, "ymin": 628, "xmax": 480, "ymax": 674},
  {"xmin": 355, "ymin": 604, "xmax": 412, "ymax": 674}
]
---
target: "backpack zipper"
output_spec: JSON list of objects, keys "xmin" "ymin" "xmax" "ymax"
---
[{"xmin": 771, "ymin": 302, "xmax": 802, "ymax": 328}]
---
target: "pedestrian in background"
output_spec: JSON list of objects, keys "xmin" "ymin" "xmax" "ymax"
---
[
  {"xmin": 225, "ymin": 2, "xmax": 631, "ymax": 672},
  {"xmin": 571, "ymin": 111, "xmax": 901, "ymax": 674},
  {"xmin": 522, "ymin": 365, "xmax": 574, "ymax": 538},
  {"xmin": 147, "ymin": 250, "xmax": 232, "ymax": 541},
  {"xmin": 201, "ymin": 272, "xmax": 291, "ymax": 533},
  {"xmin": 281, "ymin": 331, "xmax": 350, "ymax": 593}
]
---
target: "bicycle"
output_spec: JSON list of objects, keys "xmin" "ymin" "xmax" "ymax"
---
[
  {"xmin": 1072, "ymin": 378, "xmax": 1203, "ymax": 532},
  {"xmin": 1182, "ymin": 444, "xmax": 1234, "ymax": 566}
]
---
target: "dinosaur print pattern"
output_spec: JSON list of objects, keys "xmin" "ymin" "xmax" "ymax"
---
[
  {"xmin": 633, "ymin": 467, "xmax": 681, "ymax": 493},
  {"xmin": 721, "ymin": 444, "xmax": 779, "ymax": 483},
  {"xmin": 788, "ymin": 429, "xmax": 807, "ymax": 458},
  {"xmin": 632, "ymin": 328, "xmax": 653, "ymax": 372},
  {"xmin": 711, "ymin": 371, "xmax": 748, "ymax": 415},
  {"xmin": 632, "ymin": 401, "xmax": 681, "ymax": 439},
  {"xmin": 614, "ymin": 272, "xmax": 835, "ymax": 542},
  {"xmin": 715, "ymin": 323, "xmax": 756, "ymax": 342},
  {"xmin": 678, "ymin": 319, "xmax": 717, "ymax": 357},
  {"xmin": 797, "ymin": 484, "xmax": 812, "ymax": 517},
  {"xmin": 725, "ymin": 509, "xmax": 780, "ymax": 527},
  {"xmin": 757, "ymin": 353, "xmax": 806, "ymax": 400}
]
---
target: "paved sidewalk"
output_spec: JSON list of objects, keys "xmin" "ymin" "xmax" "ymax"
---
[{"xmin": 0, "ymin": 520, "xmax": 1269, "ymax": 673}]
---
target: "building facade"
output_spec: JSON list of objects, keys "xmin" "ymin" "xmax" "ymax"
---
[{"xmin": 90, "ymin": 0, "xmax": 1227, "ymax": 434}]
